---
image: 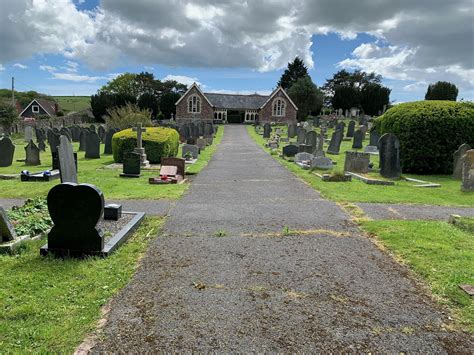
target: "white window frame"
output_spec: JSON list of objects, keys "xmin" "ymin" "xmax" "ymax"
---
[
  {"xmin": 188, "ymin": 95, "xmax": 201, "ymax": 113},
  {"xmin": 272, "ymin": 98, "xmax": 286, "ymax": 117},
  {"xmin": 32, "ymin": 105, "xmax": 40, "ymax": 113}
]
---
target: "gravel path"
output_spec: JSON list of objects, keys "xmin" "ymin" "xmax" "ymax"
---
[
  {"xmin": 357, "ymin": 202, "xmax": 474, "ymax": 220},
  {"xmin": 92, "ymin": 125, "xmax": 472, "ymax": 353}
]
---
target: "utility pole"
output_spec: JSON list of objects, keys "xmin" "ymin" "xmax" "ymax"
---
[{"xmin": 11, "ymin": 76, "xmax": 15, "ymax": 107}]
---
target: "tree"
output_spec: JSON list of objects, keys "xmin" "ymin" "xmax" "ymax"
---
[
  {"xmin": 90, "ymin": 92, "xmax": 136, "ymax": 122},
  {"xmin": 277, "ymin": 57, "xmax": 309, "ymax": 90},
  {"xmin": 160, "ymin": 92, "xmax": 181, "ymax": 119},
  {"xmin": 100, "ymin": 73, "xmax": 139, "ymax": 97},
  {"xmin": 0, "ymin": 103, "xmax": 19, "ymax": 134},
  {"xmin": 360, "ymin": 83, "xmax": 391, "ymax": 116},
  {"xmin": 331, "ymin": 86, "xmax": 360, "ymax": 111},
  {"xmin": 137, "ymin": 93, "xmax": 159, "ymax": 118},
  {"xmin": 287, "ymin": 75, "xmax": 323, "ymax": 121},
  {"xmin": 425, "ymin": 81, "xmax": 458, "ymax": 101}
]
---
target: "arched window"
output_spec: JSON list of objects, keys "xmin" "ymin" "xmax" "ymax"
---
[
  {"xmin": 272, "ymin": 98, "xmax": 286, "ymax": 116},
  {"xmin": 188, "ymin": 95, "xmax": 201, "ymax": 113}
]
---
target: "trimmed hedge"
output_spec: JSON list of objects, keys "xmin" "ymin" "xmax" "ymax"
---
[
  {"xmin": 373, "ymin": 101, "xmax": 474, "ymax": 174},
  {"xmin": 112, "ymin": 126, "xmax": 179, "ymax": 164}
]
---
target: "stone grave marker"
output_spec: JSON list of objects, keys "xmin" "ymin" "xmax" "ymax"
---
[
  {"xmin": 98, "ymin": 125, "xmax": 106, "ymax": 142},
  {"xmin": 49, "ymin": 131, "xmax": 61, "ymax": 155},
  {"xmin": 79, "ymin": 129, "xmax": 87, "ymax": 151},
  {"xmin": 89, "ymin": 124, "xmax": 96, "ymax": 133},
  {"xmin": 0, "ymin": 137, "xmax": 15, "ymax": 167},
  {"xmin": 120, "ymin": 152, "xmax": 141, "ymax": 178},
  {"xmin": 282, "ymin": 144, "xmax": 298, "ymax": 157},
  {"xmin": 352, "ymin": 129, "xmax": 364, "ymax": 149},
  {"xmin": 204, "ymin": 123, "xmax": 213, "ymax": 138},
  {"xmin": 24, "ymin": 126, "xmax": 34, "ymax": 142},
  {"xmin": 25, "ymin": 140, "xmax": 41, "ymax": 166},
  {"xmin": 461, "ymin": 149, "xmax": 474, "ymax": 192},
  {"xmin": 132, "ymin": 123, "xmax": 149, "ymax": 167},
  {"xmin": 182, "ymin": 144, "xmax": 199, "ymax": 159},
  {"xmin": 0, "ymin": 207, "xmax": 17, "ymax": 242},
  {"xmin": 453, "ymin": 143, "xmax": 471, "ymax": 180},
  {"xmin": 296, "ymin": 129, "xmax": 306, "ymax": 145},
  {"xmin": 85, "ymin": 131, "xmax": 101, "ymax": 159},
  {"xmin": 104, "ymin": 128, "xmax": 117, "ymax": 155},
  {"xmin": 369, "ymin": 130, "xmax": 380, "ymax": 146},
  {"xmin": 326, "ymin": 129, "xmax": 343, "ymax": 155},
  {"xmin": 46, "ymin": 183, "xmax": 104, "ymax": 253},
  {"xmin": 305, "ymin": 131, "xmax": 317, "ymax": 148},
  {"xmin": 311, "ymin": 156, "xmax": 333, "ymax": 170},
  {"xmin": 58, "ymin": 135, "xmax": 78, "ymax": 183},
  {"xmin": 344, "ymin": 151, "xmax": 370, "ymax": 173},
  {"xmin": 38, "ymin": 139, "xmax": 46, "ymax": 152},
  {"xmin": 336, "ymin": 121, "xmax": 345, "ymax": 135},
  {"xmin": 288, "ymin": 124, "xmax": 297, "ymax": 138},
  {"xmin": 378, "ymin": 133, "xmax": 401, "ymax": 178},
  {"xmin": 346, "ymin": 120, "xmax": 355, "ymax": 137},
  {"xmin": 196, "ymin": 138, "xmax": 207, "ymax": 150},
  {"xmin": 59, "ymin": 127, "xmax": 72, "ymax": 142},
  {"xmin": 295, "ymin": 152, "xmax": 314, "ymax": 164},
  {"xmin": 71, "ymin": 126, "xmax": 81, "ymax": 142},
  {"xmin": 263, "ymin": 123, "xmax": 271, "ymax": 138}
]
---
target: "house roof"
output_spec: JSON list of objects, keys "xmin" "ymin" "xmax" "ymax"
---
[
  {"xmin": 258, "ymin": 86, "xmax": 298, "ymax": 111},
  {"xmin": 204, "ymin": 93, "xmax": 269, "ymax": 110},
  {"xmin": 19, "ymin": 98, "xmax": 57, "ymax": 117}
]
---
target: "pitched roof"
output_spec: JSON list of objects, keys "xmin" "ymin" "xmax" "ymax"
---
[
  {"xmin": 19, "ymin": 98, "xmax": 57, "ymax": 117},
  {"xmin": 204, "ymin": 93, "xmax": 269, "ymax": 109},
  {"xmin": 259, "ymin": 87, "xmax": 298, "ymax": 110}
]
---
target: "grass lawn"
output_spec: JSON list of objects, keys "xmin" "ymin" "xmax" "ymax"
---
[
  {"xmin": 0, "ymin": 216, "xmax": 163, "ymax": 353},
  {"xmin": 53, "ymin": 96, "xmax": 91, "ymax": 113},
  {"xmin": 247, "ymin": 125, "xmax": 472, "ymax": 206},
  {"xmin": 360, "ymin": 219, "xmax": 474, "ymax": 333},
  {"xmin": 0, "ymin": 126, "xmax": 224, "ymax": 200}
]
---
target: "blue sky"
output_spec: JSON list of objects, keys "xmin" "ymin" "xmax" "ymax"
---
[{"xmin": 1, "ymin": 0, "xmax": 472, "ymax": 103}]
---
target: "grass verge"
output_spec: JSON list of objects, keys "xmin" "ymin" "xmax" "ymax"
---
[
  {"xmin": 0, "ymin": 126, "xmax": 224, "ymax": 200},
  {"xmin": 0, "ymin": 216, "xmax": 163, "ymax": 352},
  {"xmin": 360, "ymin": 219, "xmax": 473, "ymax": 333},
  {"xmin": 247, "ymin": 125, "xmax": 472, "ymax": 206}
]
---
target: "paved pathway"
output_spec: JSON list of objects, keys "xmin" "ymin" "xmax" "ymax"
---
[{"xmin": 92, "ymin": 125, "xmax": 471, "ymax": 352}]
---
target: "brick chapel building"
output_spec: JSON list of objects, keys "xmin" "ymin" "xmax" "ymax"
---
[{"xmin": 175, "ymin": 83, "xmax": 297, "ymax": 124}]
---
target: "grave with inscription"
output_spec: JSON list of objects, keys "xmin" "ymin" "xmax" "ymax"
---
[
  {"xmin": 326, "ymin": 129, "xmax": 343, "ymax": 155},
  {"xmin": 120, "ymin": 152, "xmax": 141, "ymax": 178},
  {"xmin": 85, "ymin": 131, "xmax": 101, "ymax": 159},
  {"xmin": 25, "ymin": 140, "xmax": 41, "ymax": 166},
  {"xmin": 378, "ymin": 133, "xmax": 401, "ymax": 179},
  {"xmin": 344, "ymin": 151, "xmax": 370, "ymax": 173}
]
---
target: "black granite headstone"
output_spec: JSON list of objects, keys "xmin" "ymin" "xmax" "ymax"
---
[
  {"xmin": 282, "ymin": 144, "xmax": 298, "ymax": 157},
  {"xmin": 378, "ymin": 133, "xmax": 401, "ymax": 178},
  {"xmin": 120, "ymin": 152, "xmax": 141, "ymax": 177},
  {"xmin": 326, "ymin": 129, "xmax": 343, "ymax": 155},
  {"xmin": 346, "ymin": 120, "xmax": 356, "ymax": 137},
  {"xmin": 104, "ymin": 129, "xmax": 117, "ymax": 155},
  {"xmin": 352, "ymin": 129, "xmax": 364, "ymax": 149},
  {"xmin": 0, "ymin": 137, "xmax": 15, "ymax": 167}
]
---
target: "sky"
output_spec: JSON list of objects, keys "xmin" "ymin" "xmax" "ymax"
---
[{"xmin": 0, "ymin": 0, "xmax": 473, "ymax": 103}]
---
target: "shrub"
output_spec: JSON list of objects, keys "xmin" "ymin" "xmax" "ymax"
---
[
  {"xmin": 373, "ymin": 100, "xmax": 474, "ymax": 174},
  {"xmin": 105, "ymin": 103, "xmax": 152, "ymax": 130},
  {"xmin": 112, "ymin": 126, "xmax": 179, "ymax": 163}
]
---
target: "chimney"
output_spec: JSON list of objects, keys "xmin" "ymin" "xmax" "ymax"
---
[{"xmin": 54, "ymin": 103, "xmax": 59, "ymax": 114}]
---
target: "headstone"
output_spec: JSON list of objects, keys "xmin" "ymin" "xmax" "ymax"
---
[
  {"xmin": 369, "ymin": 130, "xmax": 380, "ymax": 146},
  {"xmin": 46, "ymin": 183, "xmax": 104, "ymax": 253},
  {"xmin": 326, "ymin": 129, "xmax": 343, "ymax": 155},
  {"xmin": 79, "ymin": 129, "xmax": 87, "ymax": 151},
  {"xmin": 49, "ymin": 131, "xmax": 61, "ymax": 155},
  {"xmin": 161, "ymin": 157, "xmax": 185, "ymax": 178},
  {"xmin": 263, "ymin": 123, "xmax": 271, "ymax": 138},
  {"xmin": 352, "ymin": 129, "xmax": 364, "ymax": 149},
  {"xmin": 104, "ymin": 129, "xmax": 117, "ymax": 155},
  {"xmin": 38, "ymin": 139, "xmax": 46, "ymax": 152},
  {"xmin": 25, "ymin": 140, "xmax": 41, "ymax": 166},
  {"xmin": 311, "ymin": 156, "xmax": 333, "ymax": 170},
  {"xmin": 204, "ymin": 123, "xmax": 213, "ymax": 138},
  {"xmin": 305, "ymin": 131, "xmax": 317, "ymax": 147},
  {"xmin": 85, "ymin": 131, "xmax": 101, "ymax": 159},
  {"xmin": 59, "ymin": 127, "xmax": 72, "ymax": 142},
  {"xmin": 346, "ymin": 120, "xmax": 356, "ymax": 137},
  {"xmin": 182, "ymin": 144, "xmax": 199, "ymax": 159},
  {"xmin": 58, "ymin": 135, "xmax": 78, "ymax": 183},
  {"xmin": 24, "ymin": 126, "xmax": 34, "ymax": 142},
  {"xmin": 132, "ymin": 123, "xmax": 149, "ymax": 167},
  {"xmin": 0, "ymin": 137, "xmax": 15, "ymax": 167},
  {"xmin": 288, "ymin": 124, "xmax": 297, "ymax": 138},
  {"xmin": 71, "ymin": 126, "xmax": 81, "ymax": 142},
  {"xmin": 282, "ymin": 144, "xmax": 298, "ymax": 157},
  {"xmin": 89, "ymin": 124, "xmax": 96, "ymax": 133},
  {"xmin": 461, "ymin": 150, "xmax": 474, "ymax": 192},
  {"xmin": 336, "ymin": 121, "xmax": 345, "ymax": 135},
  {"xmin": 294, "ymin": 152, "xmax": 314, "ymax": 164},
  {"xmin": 296, "ymin": 129, "xmax": 306, "ymax": 145},
  {"xmin": 344, "ymin": 151, "xmax": 370, "ymax": 173},
  {"xmin": 120, "ymin": 152, "xmax": 141, "ymax": 177},
  {"xmin": 453, "ymin": 143, "xmax": 471, "ymax": 180},
  {"xmin": 0, "ymin": 207, "xmax": 17, "ymax": 242},
  {"xmin": 378, "ymin": 133, "xmax": 401, "ymax": 179},
  {"xmin": 98, "ymin": 125, "xmax": 106, "ymax": 142},
  {"xmin": 196, "ymin": 138, "xmax": 207, "ymax": 150}
]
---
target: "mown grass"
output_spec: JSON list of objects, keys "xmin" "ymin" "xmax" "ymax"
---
[
  {"xmin": 0, "ymin": 216, "xmax": 163, "ymax": 353},
  {"xmin": 0, "ymin": 126, "xmax": 224, "ymax": 200},
  {"xmin": 360, "ymin": 219, "xmax": 474, "ymax": 333},
  {"xmin": 247, "ymin": 125, "xmax": 472, "ymax": 206},
  {"xmin": 53, "ymin": 96, "xmax": 91, "ymax": 113}
]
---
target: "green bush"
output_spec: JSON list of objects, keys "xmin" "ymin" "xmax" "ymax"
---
[
  {"xmin": 112, "ymin": 126, "xmax": 179, "ymax": 164},
  {"xmin": 373, "ymin": 101, "xmax": 474, "ymax": 174},
  {"xmin": 105, "ymin": 103, "xmax": 152, "ymax": 130}
]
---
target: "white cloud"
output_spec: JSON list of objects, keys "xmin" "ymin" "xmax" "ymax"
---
[
  {"xmin": 39, "ymin": 65, "xmax": 57, "ymax": 72},
  {"xmin": 13, "ymin": 63, "xmax": 27, "ymax": 69},
  {"xmin": 50, "ymin": 72, "xmax": 107, "ymax": 83},
  {"xmin": 163, "ymin": 75, "xmax": 201, "ymax": 87},
  {"xmin": 0, "ymin": 64, "xmax": 5, "ymax": 71}
]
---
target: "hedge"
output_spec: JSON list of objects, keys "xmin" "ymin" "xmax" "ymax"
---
[
  {"xmin": 373, "ymin": 100, "xmax": 474, "ymax": 174},
  {"xmin": 112, "ymin": 126, "xmax": 179, "ymax": 164}
]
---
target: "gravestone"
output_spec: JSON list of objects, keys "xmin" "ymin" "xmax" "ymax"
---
[
  {"xmin": 461, "ymin": 150, "xmax": 474, "ymax": 192},
  {"xmin": 89, "ymin": 124, "xmax": 96, "ymax": 133},
  {"xmin": 311, "ymin": 156, "xmax": 333, "ymax": 170},
  {"xmin": 98, "ymin": 125, "xmax": 106, "ymax": 142},
  {"xmin": 282, "ymin": 144, "xmax": 298, "ymax": 157},
  {"xmin": 38, "ymin": 139, "xmax": 46, "ymax": 152},
  {"xmin": 120, "ymin": 152, "xmax": 141, "ymax": 177},
  {"xmin": 263, "ymin": 123, "xmax": 271, "ymax": 138},
  {"xmin": 326, "ymin": 129, "xmax": 343, "ymax": 155},
  {"xmin": 79, "ymin": 129, "xmax": 87, "ymax": 151},
  {"xmin": 49, "ymin": 131, "xmax": 61, "ymax": 155},
  {"xmin": 0, "ymin": 207, "xmax": 17, "ymax": 242},
  {"xmin": 359, "ymin": 125, "xmax": 368, "ymax": 138},
  {"xmin": 288, "ymin": 124, "xmax": 297, "ymax": 138},
  {"xmin": 336, "ymin": 121, "xmax": 345, "ymax": 135},
  {"xmin": 196, "ymin": 138, "xmax": 207, "ymax": 150},
  {"xmin": 453, "ymin": 143, "xmax": 471, "ymax": 180},
  {"xmin": 182, "ymin": 144, "xmax": 199, "ymax": 159},
  {"xmin": 369, "ymin": 130, "xmax": 380, "ymax": 146},
  {"xmin": 204, "ymin": 123, "xmax": 213, "ymax": 138},
  {"xmin": 25, "ymin": 140, "xmax": 41, "ymax": 166},
  {"xmin": 378, "ymin": 133, "xmax": 401, "ymax": 178},
  {"xmin": 85, "ymin": 131, "xmax": 101, "ymax": 159},
  {"xmin": 346, "ymin": 120, "xmax": 356, "ymax": 137},
  {"xmin": 46, "ymin": 183, "xmax": 104, "ymax": 253},
  {"xmin": 344, "ymin": 151, "xmax": 370, "ymax": 173},
  {"xmin": 58, "ymin": 135, "xmax": 78, "ymax": 183},
  {"xmin": 352, "ymin": 129, "xmax": 364, "ymax": 149},
  {"xmin": 296, "ymin": 129, "xmax": 306, "ymax": 145},
  {"xmin": 71, "ymin": 126, "xmax": 81, "ymax": 142},
  {"xmin": 24, "ymin": 126, "xmax": 34, "ymax": 142},
  {"xmin": 59, "ymin": 127, "xmax": 72, "ymax": 142},
  {"xmin": 104, "ymin": 129, "xmax": 117, "ymax": 155},
  {"xmin": 132, "ymin": 123, "xmax": 149, "ymax": 167},
  {"xmin": 295, "ymin": 152, "xmax": 314, "ymax": 164},
  {"xmin": 0, "ymin": 137, "xmax": 15, "ymax": 167},
  {"xmin": 305, "ymin": 131, "xmax": 317, "ymax": 147}
]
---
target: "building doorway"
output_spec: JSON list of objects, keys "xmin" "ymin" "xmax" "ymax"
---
[{"xmin": 227, "ymin": 110, "xmax": 244, "ymax": 124}]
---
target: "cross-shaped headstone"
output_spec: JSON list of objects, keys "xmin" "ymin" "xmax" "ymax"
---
[{"xmin": 132, "ymin": 123, "xmax": 146, "ymax": 149}]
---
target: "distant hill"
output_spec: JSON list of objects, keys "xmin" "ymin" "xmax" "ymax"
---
[
  {"xmin": 53, "ymin": 96, "xmax": 91, "ymax": 113},
  {"xmin": 0, "ymin": 89, "xmax": 54, "ymax": 109}
]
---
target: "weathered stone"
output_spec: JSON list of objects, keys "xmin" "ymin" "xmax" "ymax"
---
[
  {"xmin": 453, "ymin": 143, "xmax": 471, "ymax": 180},
  {"xmin": 311, "ymin": 156, "xmax": 333, "ymax": 170},
  {"xmin": 85, "ymin": 131, "xmax": 101, "ymax": 159},
  {"xmin": 461, "ymin": 150, "xmax": 474, "ymax": 192},
  {"xmin": 282, "ymin": 144, "xmax": 298, "ymax": 157},
  {"xmin": 369, "ymin": 130, "xmax": 380, "ymax": 146},
  {"xmin": 58, "ymin": 135, "xmax": 78, "ymax": 183},
  {"xmin": 378, "ymin": 133, "xmax": 401, "ymax": 179},
  {"xmin": 24, "ymin": 126, "xmax": 34, "ymax": 142},
  {"xmin": 121, "ymin": 152, "xmax": 141, "ymax": 177},
  {"xmin": 295, "ymin": 152, "xmax": 314, "ymax": 163},
  {"xmin": 0, "ymin": 137, "xmax": 15, "ymax": 167},
  {"xmin": 104, "ymin": 129, "xmax": 117, "ymax": 155},
  {"xmin": 25, "ymin": 140, "xmax": 41, "ymax": 166},
  {"xmin": 182, "ymin": 144, "xmax": 199, "ymax": 159},
  {"xmin": 344, "ymin": 151, "xmax": 370, "ymax": 173},
  {"xmin": 305, "ymin": 131, "xmax": 317, "ymax": 147},
  {"xmin": 346, "ymin": 120, "xmax": 356, "ymax": 137},
  {"xmin": 327, "ymin": 129, "xmax": 343, "ymax": 155},
  {"xmin": 0, "ymin": 207, "xmax": 17, "ymax": 242},
  {"xmin": 59, "ymin": 127, "xmax": 72, "ymax": 142},
  {"xmin": 288, "ymin": 124, "xmax": 297, "ymax": 138},
  {"xmin": 296, "ymin": 129, "xmax": 306, "ymax": 145},
  {"xmin": 263, "ymin": 123, "xmax": 271, "ymax": 138},
  {"xmin": 352, "ymin": 129, "xmax": 364, "ymax": 149}
]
